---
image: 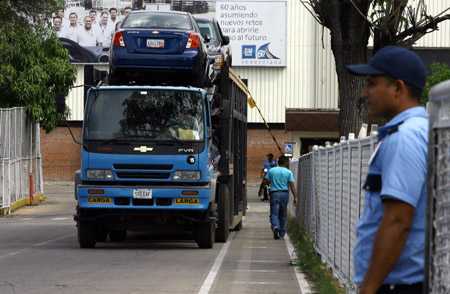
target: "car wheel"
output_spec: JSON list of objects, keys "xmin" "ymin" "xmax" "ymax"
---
[
  {"xmin": 193, "ymin": 74, "xmax": 205, "ymax": 88},
  {"xmin": 108, "ymin": 70, "xmax": 124, "ymax": 85}
]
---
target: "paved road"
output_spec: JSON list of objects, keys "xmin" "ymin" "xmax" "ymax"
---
[{"xmin": 0, "ymin": 184, "xmax": 309, "ymax": 294}]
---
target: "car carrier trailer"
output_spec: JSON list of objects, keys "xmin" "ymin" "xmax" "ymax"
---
[{"xmin": 57, "ymin": 66, "xmax": 248, "ymax": 248}]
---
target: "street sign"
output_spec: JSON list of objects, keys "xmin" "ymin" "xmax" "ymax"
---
[{"xmin": 284, "ymin": 142, "xmax": 294, "ymax": 156}]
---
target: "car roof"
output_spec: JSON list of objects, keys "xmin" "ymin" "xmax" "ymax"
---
[
  {"xmin": 194, "ymin": 16, "xmax": 216, "ymax": 23},
  {"xmin": 130, "ymin": 10, "xmax": 191, "ymax": 16}
]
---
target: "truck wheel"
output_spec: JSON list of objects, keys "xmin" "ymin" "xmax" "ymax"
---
[
  {"xmin": 95, "ymin": 223, "xmax": 108, "ymax": 242},
  {"xmin": 195, "ymin": 203, "xmax": 215, "ymax": 249},
  {"xmin": 109, "ymin": 230, "xmax": 127, "ymax": 242},
  {"xmin": 195, "ymin": 221, "xmax": 215, "ymax": 249},
  {"xmin": 232, "ymin": 220, "xmax": 242, "ymax": 231},
  {"xmin": 77, "ymin": 220, "xmax": 96, "ymax": 248},
  {"xmin": 215, "ymin": 184, "xmax": 230, "ymax": 242}
]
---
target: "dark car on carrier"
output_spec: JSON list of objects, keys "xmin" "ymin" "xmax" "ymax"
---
[
  {"xmin": 109, "ymin": 11, "xmax": 210, "ymax": 87},
  {"xmin": 194, "ymin": 17, "xmax": 232, "ymax": 73}
]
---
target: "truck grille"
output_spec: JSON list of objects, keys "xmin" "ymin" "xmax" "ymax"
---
[
  {"xmin": 114, "ymin": 164, "xmax": 173, "ymax": 170},
  {"xmin": 114, "ymin": 164, "xmax": 173, "ymax": 180},
  {"xmin": 116, "ymin": 172, "xmax": 171, "ymax": 179}
]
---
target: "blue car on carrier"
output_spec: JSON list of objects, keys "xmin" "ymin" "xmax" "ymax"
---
[{"xmin": 109, "ymin": 11, "xmax": 211, "ymax": 87}]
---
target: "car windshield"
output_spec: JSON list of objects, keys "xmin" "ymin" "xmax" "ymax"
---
[
  {"xmin": 84, "ymin": 89, "xmax": 204, "ymax": 142},
  {"xmin": 197, "ymin": 21, "xmax": 218, "ymax": 45},
  {"xmin": 121, "ymin": 13, "xmax": 192, "ymax": 30}
]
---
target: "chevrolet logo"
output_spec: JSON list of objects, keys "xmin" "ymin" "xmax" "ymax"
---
[
  {"xmin": 133, "ymin": 146, "xmax": 153, "ymax": 153},
  {"xmin": 152, "ymin": 31, "xmax": 159, "ymax": 34}
]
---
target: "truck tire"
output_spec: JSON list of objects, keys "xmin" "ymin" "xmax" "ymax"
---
[
  {"xmin": 215, "ymin": 184, "xmax": 230, "ymax": 242},
  {"xmin": 232, "ymin": 220, "xmax": 242, "ymax": 231},
  {"xmin": 95, "ymin": 223, "xmax": 108, "ymax": 242},
  {"xmin": 77, "ymin": 220, "xmax": 96, "ymax": 248},
  {"xmin": 195, "ymin": 221, "xmax": 215, "ymax": 249},
  {"xmin": 109, "ymin": 230, "xmax": 127, "ymax": 242},
  {"xmin": 195, "ymin": 203, "xmax": 215, "ymax": 248}
]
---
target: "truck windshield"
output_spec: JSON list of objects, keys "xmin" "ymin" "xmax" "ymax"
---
[{"xmin": 84, "ymin": 89, "xmax": 204, "ymax": 142}]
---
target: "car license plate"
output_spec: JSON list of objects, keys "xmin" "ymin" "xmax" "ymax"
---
[
  {"xmin": 175, "ymin": 198, "xmax": 199, "ymax": 205},
  {"xmin": 88, "ymin": 197, "xmax": 111, "ymax": 204},
  {"xmin": 147, "ymin": 39, "xmax": 164, "ymax": 48},
  {"xmin": 133, "ymin": 189, "xmax": 152, "ymax": 199}
]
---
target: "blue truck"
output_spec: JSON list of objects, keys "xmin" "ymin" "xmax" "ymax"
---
[{"xmin": 57, "ymin": 66, "xmax": 247, "ymax": 248}]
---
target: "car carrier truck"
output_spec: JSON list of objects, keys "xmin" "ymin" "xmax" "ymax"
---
[{"xmin": 56, "ymin": 66, "xmax": 248, "ymax": 248}]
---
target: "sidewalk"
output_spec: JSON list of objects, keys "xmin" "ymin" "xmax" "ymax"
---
[{"xmin": 11, "ymin": 182, "xmax": 76, "ymax": 217}]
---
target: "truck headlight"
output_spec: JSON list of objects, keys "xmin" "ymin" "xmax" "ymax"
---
[
  {"xmin": 173, "ymin": 171, "xmax": 201, "ymax": 181},
  {"xmin": 86, "ymin": 169, "xmax": 114, "ymax": 179}
]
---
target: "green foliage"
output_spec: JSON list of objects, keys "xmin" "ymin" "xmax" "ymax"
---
[
  {"xmin": 0, "ymin": 0, "xmax": 76, "ymax": 132},
  {"xmin": 421, "ymin": 63, "xmax": 450, "ymax": 107},
  {"xmin": 286, "ymin": 216, "xmax": 346, "ymax": 294}
]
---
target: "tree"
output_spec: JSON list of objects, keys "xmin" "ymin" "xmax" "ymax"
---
[
  {"xmin": 0, "ymin": 0, "xmax": 77, "ymax": 132},
  {"xmin": 301, "ymin": 0, "xmax": 450, "ymax": 137},
  {"xmin": 421, "ymin": 63, "xmax": 450, "ymax": 106}
]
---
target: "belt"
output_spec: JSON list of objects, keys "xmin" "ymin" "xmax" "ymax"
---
[
  {"xmin": 271, "ymin": 190, "xmax": 288, "ymax": 193},
  {"xmin": 377, "ymin": 282, "xmax": 423, "ymax": 292}
]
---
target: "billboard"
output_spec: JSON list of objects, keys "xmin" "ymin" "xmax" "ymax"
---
[
  {"xmin": 59, "ymin": 0, "xmax": 287, "ymax": 67},
  {"xmin": 216, "ymin": 1, "xmax": 287, "ymax": 67}
]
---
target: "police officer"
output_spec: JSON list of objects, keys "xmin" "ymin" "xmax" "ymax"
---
[
  {"xmin": 347, "ymin": 46, "xmax": 427, "ymax": 294},
  {"xmin": 260, "ymin": 153, "xmax": 277, "ymax": 201}
]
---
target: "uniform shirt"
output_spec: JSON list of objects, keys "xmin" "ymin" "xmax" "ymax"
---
[
  {"xmin": 353, "ymin": 106, "xmax": 428, "ymax": 285},
  {"xmin": 78, "ymin": 26, "xmax": 102, "ymax": 46},
  {"xmin": 95, "ymin": 22, "xmax": 114, "ymax": 47},
  {"xmin": 262, "ymin": 160, "xmax": 277, "ymax": 173},
  {"xmin": 63, "ymin": 25, "xmax": 80, "ymax": 43},
  {"xmin": 265, "ymin": 166, "xmax": 294, "ymax": 192},
  {"xmin": 54, "ymin": 29, "xmax": 66, "ymax": 38}
]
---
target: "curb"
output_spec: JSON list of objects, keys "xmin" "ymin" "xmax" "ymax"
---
[{"xmin": 0, "ymin": 193, "xmax": 45, "ymax": 216}]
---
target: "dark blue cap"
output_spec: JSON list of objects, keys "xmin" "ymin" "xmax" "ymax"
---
[{"xmin": 347, "ymin": 46, "xmax": 426, "ymax": 91}]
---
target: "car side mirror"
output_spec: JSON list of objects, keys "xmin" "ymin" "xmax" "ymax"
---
[
  {"xmin": 56, "ymin": 93, "xmax": 66, "ymax": 114},
  {"xmin": 222, "ymin": 35, "xmax": 230, "ymax": 45},
  {"xmin": 204, "ymin": 34, "xmax": 211, "ymax": 43}
]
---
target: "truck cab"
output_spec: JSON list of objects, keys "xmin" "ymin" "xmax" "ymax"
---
[{"xmin": 75, "ymin": 86, "xmax": 218, "ymax": 248}]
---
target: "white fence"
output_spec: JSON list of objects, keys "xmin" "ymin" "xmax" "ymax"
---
[
  {"xmin": 0, "ymin": 108, "xmax": 43, "ymax": 214},
  {"xmin": 290, "ymin": 135, "xmax": 379, "ymax": 292},
  {"xmin": 426, "ymin": 80, "xmax": 450, "ymax": 293}
]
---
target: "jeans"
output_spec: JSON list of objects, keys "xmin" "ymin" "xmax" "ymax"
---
[{"xmin": 269, "ymin": 192, "xmax": 289, "ymax": 237}]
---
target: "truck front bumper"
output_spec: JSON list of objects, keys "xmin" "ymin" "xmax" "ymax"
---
[{"xmin": 77, "ymin": 184, "xmax": 212, "ymax": 211}]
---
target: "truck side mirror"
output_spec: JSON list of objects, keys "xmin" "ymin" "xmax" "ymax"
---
[
  {"xmin": 222, "ymin": 36, "xmax": 230, "ymax": 45},
  {"xmin": 204, "ymin": 34, "xmax": 211, "ymax": 43},
  {"xmin": 56, "ymin": 93, "xmax": 66, "ymax": 114},
  {"xmin": 207, "ymin": 128, "xmax": 212, "ymax": 140}
]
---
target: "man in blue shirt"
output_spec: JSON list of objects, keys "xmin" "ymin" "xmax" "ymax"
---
[
  {"xmin": 260, "ymin": 153, "xmax": 277, "ymax": 201},
  {"xmin": 347, "ymin": 46, "xmax": 427, "ymax": 294},
  {"xmin": 258, "ymin": 156, "xmax": 298, "ymax": 239}
]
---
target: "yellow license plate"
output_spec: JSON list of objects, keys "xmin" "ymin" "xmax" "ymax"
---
[
  {"xmin": 175, "ymin": 198, "xmax": 199, "ymax": 205},
  {"xmin": 87, "ymin": 197, "xmax": 111, "ymax": 204}
]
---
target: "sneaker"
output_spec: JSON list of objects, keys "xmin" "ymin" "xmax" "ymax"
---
[{"xmin": 273, "ymin": 227, "xmax": 280, "ymax": 239}]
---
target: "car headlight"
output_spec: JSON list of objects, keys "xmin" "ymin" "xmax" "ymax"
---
[
  {"xmin": 86, "ymin": 169, "xmax": 114, "ymax": 179},
  {"xmin": 173, "ymin": 171, "xmax": 201, "ymax": 181}
]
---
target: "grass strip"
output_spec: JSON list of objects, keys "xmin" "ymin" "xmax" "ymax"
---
[{"xmin": 286, "ymin": 215, "xmax": 345, "ymax": 294}]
